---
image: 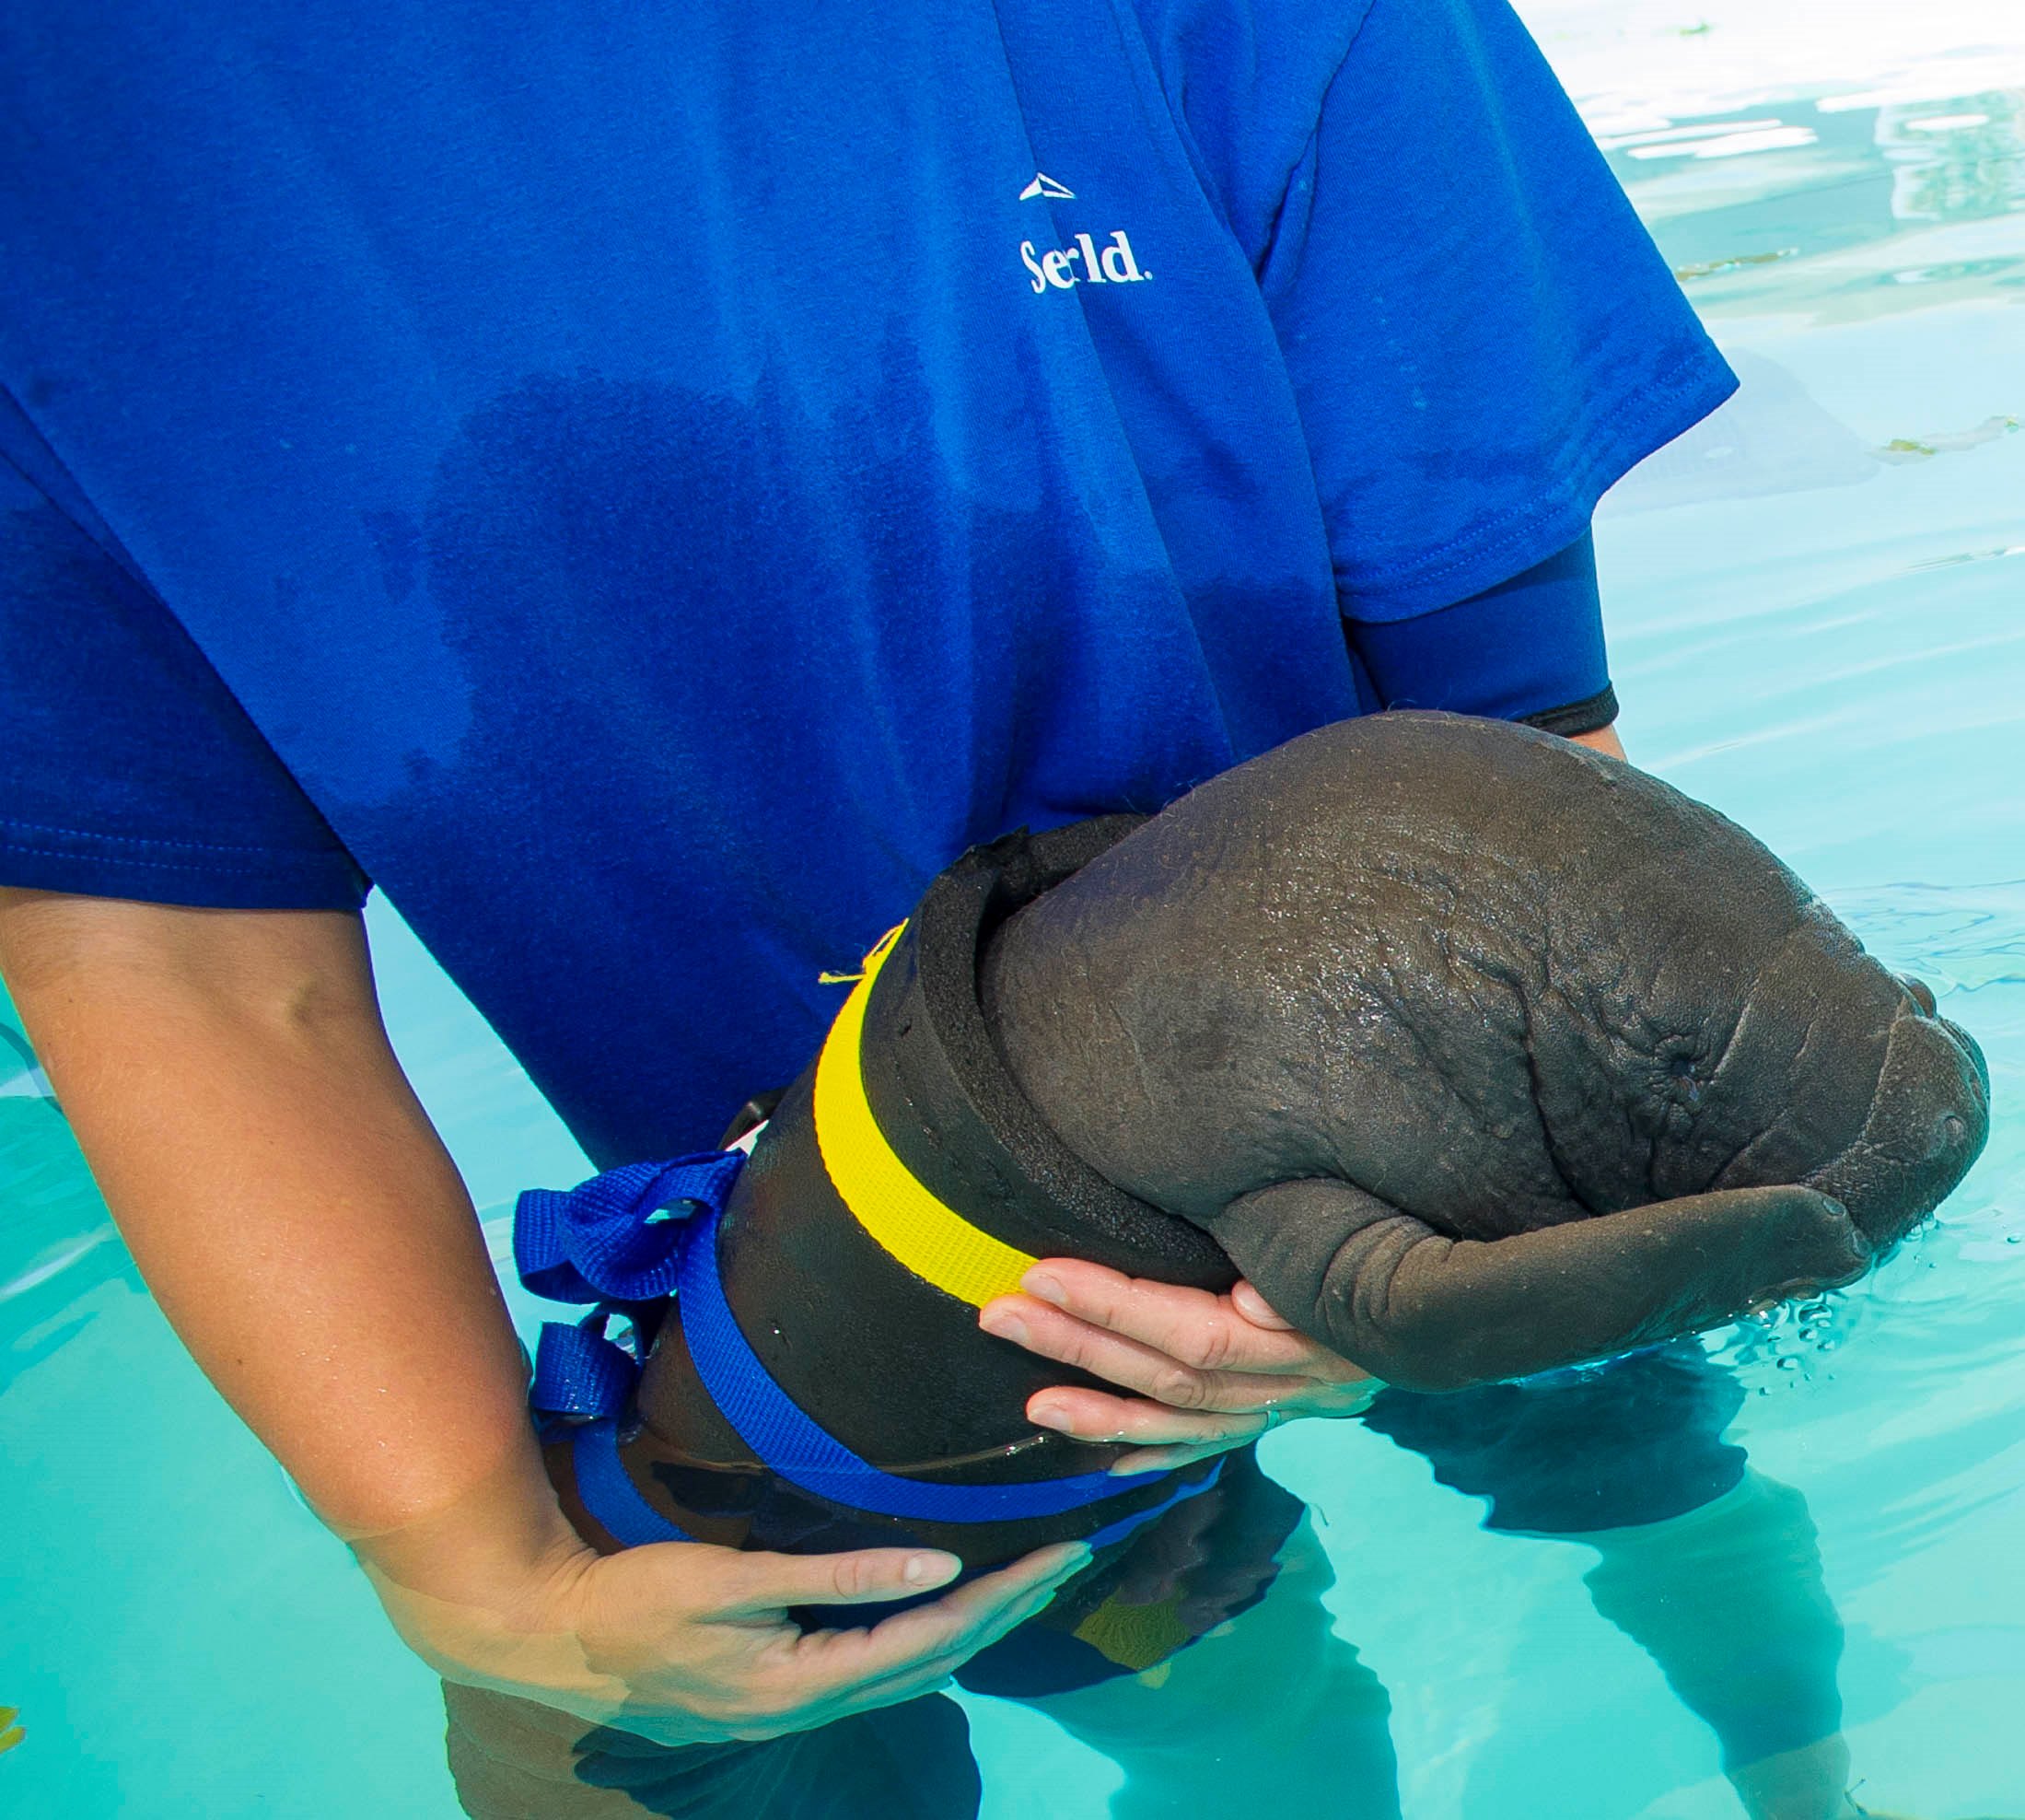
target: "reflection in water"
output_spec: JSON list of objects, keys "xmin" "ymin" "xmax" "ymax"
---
[
  {"xmin": 1577, "ymin": 32, "xmax": 2025, "ymax": 323},
  {"xmin": 1880, "ymin": 93, "xmax": 2025, "ymax": 225}
]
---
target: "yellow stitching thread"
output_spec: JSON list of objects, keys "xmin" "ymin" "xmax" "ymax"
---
[{"xmin": 813, "ymin": 925, "xmax": 1037, "ymax": 1307}]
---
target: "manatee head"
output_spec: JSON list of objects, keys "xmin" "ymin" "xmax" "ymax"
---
[{"xmin": 984, "ymin": 714, "xmax": 1988, "ymax": 1261}]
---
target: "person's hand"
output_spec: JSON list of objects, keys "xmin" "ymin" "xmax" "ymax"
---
[
  {"xmin": 370, "ymin": 1530, "xmax": 1088, "ymax": 1745},
  {"xmin": 979, "ymin": 1262, "xmax": 1378, "ymax": 1474},
  {"xmin": 355, "ymin": 1453, "xmax": 1089, "ymax": 1746}
]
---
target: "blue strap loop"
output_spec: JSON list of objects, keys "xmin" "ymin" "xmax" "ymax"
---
[
  {"xmin": 514, "ymin": 1151, "xmax": 745, "ymax": 1304},
  {"xmin": 530, "ymin": 1306, "xmax": 641, "ymax": 1421}
]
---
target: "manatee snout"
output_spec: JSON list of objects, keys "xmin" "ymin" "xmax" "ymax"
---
[{"xmin": 1806, "ymin": 993, "xmax": 1989, "ymax": 1247}]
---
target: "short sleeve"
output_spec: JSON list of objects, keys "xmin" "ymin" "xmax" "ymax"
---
[
  {"xmin": 1346, "ymin": 529, "xmax": 1618, "ymax": 732},
  {"xmin": 0, "ymin": 439, "xmax": 368, "ymax": 911},
  {"xmin": 1262, "ymin": 0, "xmax": 1738, "ymax": 621}
]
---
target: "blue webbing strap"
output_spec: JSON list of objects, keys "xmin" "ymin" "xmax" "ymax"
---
[
  {"xmin": 569, "ymin": 1416, "xmax": 1222, "ymax": 1558},
  {"xmin": 678, "ymin": 1201, "xmax": 1129, "ymax": 1522},
  {"xmin": 571, "ymin": 1418, "xmax": 696, "ymax": 1546},
  {"xmin": 532, "ymin": 1309, "xmax": 642, "ymax": 1420}
]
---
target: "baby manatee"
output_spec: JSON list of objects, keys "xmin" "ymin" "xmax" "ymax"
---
[{"xmin": 983, "ymin": 713, "xmax": 1989, "ymax": 1392}]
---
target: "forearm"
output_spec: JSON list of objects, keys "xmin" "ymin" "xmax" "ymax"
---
[{"xmin": 0, "ymin": 892, "xmax": 560, "ymax": 1572}]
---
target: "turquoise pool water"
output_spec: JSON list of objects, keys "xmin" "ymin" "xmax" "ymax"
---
[{"xmin": 4, "ymin": 6, "xmax": 2022, "ymax": 1814}]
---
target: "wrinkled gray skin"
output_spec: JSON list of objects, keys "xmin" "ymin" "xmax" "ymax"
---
[{"xmin": 983, "ymin": 715, "xmax": 1989, "ymax": 1393}]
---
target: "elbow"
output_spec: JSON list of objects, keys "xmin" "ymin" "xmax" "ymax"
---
[{"xmin": 0, "ymin": 890, "xmax": 375, "ymax": 1049}]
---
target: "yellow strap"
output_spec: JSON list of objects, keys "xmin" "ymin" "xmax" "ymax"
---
[{"xmin": 814, "ymin": 923, "xmax": 1039, "ymax": 1306}]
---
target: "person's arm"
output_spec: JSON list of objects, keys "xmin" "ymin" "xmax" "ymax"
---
[{"xmin": 0, "ymin": 888, "xmax": 1086, "ymax": 1742}]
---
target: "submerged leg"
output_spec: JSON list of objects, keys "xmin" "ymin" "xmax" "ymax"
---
[
  {"xmin": 443, "ymin": 1680, "xmax": 983, "ymax": 1820},
  {"xmin": 1578, "ymin": 1471, "xmax": 1848, "ymax": 1820},
  {"xmin": 1365, "ymin": 1344, "xmax": 1850, "ymax": 1819},
  {"xmin": 1010, "ymin": 1519, "xmax": 1403, "ymax": 1820}
]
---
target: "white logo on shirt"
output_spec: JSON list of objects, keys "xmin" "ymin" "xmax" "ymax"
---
[
  {"xmin": 1020, "ymin": 228, "xmax": 1150, "ymax": 293},
  {"xmin": 1019, "ymin": 172, "xmax": 1076, "ymax": 201}
]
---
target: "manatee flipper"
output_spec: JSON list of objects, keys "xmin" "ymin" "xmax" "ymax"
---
[{"xmin": 1215, "ymin": 1180, "xmax": 1870, "ymax": 1393}]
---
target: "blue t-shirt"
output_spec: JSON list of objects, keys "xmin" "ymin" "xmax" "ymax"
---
[{"xmin": 0, "ymin": 0, "xmax": 1732, "ymax": 1161}]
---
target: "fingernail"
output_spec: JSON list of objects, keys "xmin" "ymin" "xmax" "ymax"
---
[
  {"xmin": 978, "ymin": 1305, "xmax": 1029, "ymax": 1346},
  {"xmin": 1022, "ymin": 1269, "xmax": 1066, "ymax": 1305},
  {"xmin": 1029, "ymin": 1396, "xmax": 1074, "ymax": 1433},
  {"xmin": 903, "ymin": 1551, "xmax": 960, "ymax": 1587}
]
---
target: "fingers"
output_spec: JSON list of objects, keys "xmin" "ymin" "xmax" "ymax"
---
[
  {"xmin": 1021, "ymin": 1382, "xmax": 1270, "ymax": 1450},
  {"xmin": 790, "ymin": 1542, "xmax": 1090, "ymax": 1693},
  {"xmin": 1230, "ymin": 1279, "xmax": 1297, "ymax": 1329},
  {"xmin": 995, "ymin": 1260, "xmax": 1365, "ymax": 1382},
  {"xmin": 713, "ymin": 1545, "xmax": 962, "ymax": 1617},
  {"xmin": 988, "ymin": 1290, "xmax": 1311, "ymax": 1418},
  {"xmin": 1104, "ymin": 1437, "xmax": 1268, "ymax": 1476},
  {"xmin": 1034, "ymin": 1378, "xmax": 1387, "ymax": 1469},
  {"xmin": 983, "ymin": 1266, "xmax": 1379, "ymax": 1460}
]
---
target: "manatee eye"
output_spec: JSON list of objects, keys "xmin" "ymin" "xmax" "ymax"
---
[{"xmin": 1666, "ymin": 1055, "xmax": 1697, "ymax": 1079}]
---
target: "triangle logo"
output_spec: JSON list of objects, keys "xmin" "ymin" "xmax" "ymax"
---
[{"xmin": 1018, "ymin": 172, "xmax": 1076, "ymax": 201}]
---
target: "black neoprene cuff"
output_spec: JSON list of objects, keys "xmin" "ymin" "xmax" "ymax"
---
[{"xmin": 1519, "ymin": 685, "xmax": 1620, "ymax": 739}]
